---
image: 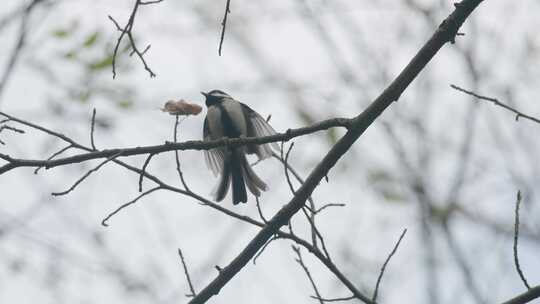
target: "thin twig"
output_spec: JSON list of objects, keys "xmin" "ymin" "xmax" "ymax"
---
[
  {"xmin": 90, "ymin": 108, "xmax": 97, "ymax": 150},
  {"xmin": 34, "ymin": 145, "xmax": 73, "ymax": 174},
  {"xmin": 301, "ymin": 207, "xmax": 331, "ymax": 259},
  {"xmin": 0, "ymin": 125, "xmax": 25, "ymax": 134},
  {"xmin": 0, "ymin": 0, "xmax": 44, "ymax": 102},
  {"xmin": 51, "ymin": 150, "xmax": 125, "ymax": 196},
  {"xmin": 108, "ymin": 0, "xmax": 159, "ymax": 78},
  {"xmin": 101, "ymin": 186, "xmax": 161, "ymax": 226},
  {"xmin": 373, "ymin": 228, "xmax": 407, "ymax": 302},
  {"xmin": 178, "ymin": 248, "xmax": 197, "ymax": 297},
  {"xmin": 443, "ymin": 219, "xmax": 485, "ymax": 303},
  {"xmin": 253, "ymin": 235, "xmax": 278, "ymax": 265},
  {"xmin": 310, "ymin": 295, "xmax": 356, "ymax": 303},
  {"xmin": 218, "ymin": 0, "xmax": 232, "ymax": 56},
  {"xmin": 513, "ymin": 190, "xmax": 531, "ymax": 290},
  {"xmin": 138, "ymin": 153, "xmax": 155, "ymax": 192},
  {"xmin": 315, "ymin": 203, "xmax": 346, "ymax": 214},
  {"xmin": 173, "ymin": 115, "xmax": 191, "ymax": 191},
  {"xmin": 255, "ymin": 196, "xmax": 268, "ymax": 224},
  {"xmin": 281, "ymin": 142, "xmax": 296, "ymax": 194},
  {"xmin": 140, "ymin": 0, "xmax": 164, "ymax": 5},
  {"xmin": 450, "ymin": 84, "xmax": 540, "ymax": 125},
  {"xmin": 292, "ymin": 245, "xmax": 324, "ymax": 304},
  {"xmin": 273, "ymin": 150, "xmax": 318, "ymax": 247}
]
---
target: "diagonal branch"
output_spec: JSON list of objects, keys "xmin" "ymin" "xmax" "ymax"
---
[
  {"xmin": 292, "ymin": 245, "xmax": 324, "ymax": 304},
  {"xmin": 372, "ymin": 229, "xmax": 407, "ymax": 302},
  {"xmin": 501, "ymin": 285, "xmax": 540, "ymax": 304},
  {"xmin": 178, "ymin": 248, "xmax": 197, "ymax": 298},
  {"xmin": 450, "ymin": 84, "xmax": 540, "ymax": 125},
  {"xmin": 218, "ymin": 0, "xmax": 231, "ymax": 56},
  {"xmin": 188, "ymin": 1, "xmax": 485, "ymax": 303}
]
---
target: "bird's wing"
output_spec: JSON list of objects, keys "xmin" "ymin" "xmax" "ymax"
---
[
  {"xmin": 241, "ymin": 103, "xmax": 279, "ymax": 160},
  {"xmin": 203, "ymin": 117, "xmax": 225, "ymax": 177}
]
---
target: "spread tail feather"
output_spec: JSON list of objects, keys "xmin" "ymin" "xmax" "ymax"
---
[
  {"xmin": 231, "ymin": 149, "xmax": 247, "ymax": 204},
  {"xmin": 242, "ymin": 156, "xmax": 268, "ymax": 197},
  {"xmin": 215, "ymin": 157, "xmax": 231, "ymax": 202},
  {"xmin": 214, "ymin": 149, "xmax": 268, "ymax": 204}
]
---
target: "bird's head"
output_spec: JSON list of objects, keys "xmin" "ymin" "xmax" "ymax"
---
[{"xmin": 201, "ymin": 90, "xmax": 231, "ymax": 106}]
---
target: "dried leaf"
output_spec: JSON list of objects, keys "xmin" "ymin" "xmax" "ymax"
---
[{"xmin": 161, "ymin": 100, "xmax": 202, "ymax": 116}]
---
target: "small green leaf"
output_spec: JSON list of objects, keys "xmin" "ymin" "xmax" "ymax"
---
[
  {"xmin": 52, "ymin": 29, "xmax": 69, "ymax": 38},
  {"xmin": 76, "ymin": 90, "xmax": 91, "ymax": 103},
  {"xmin": 380, "ymin": 188, "xmax": 405, "ymax": 203},
  {"xmin": 88, "ymin": 55, "xmax": 114, "ymax": 70},
  {"xmin": 117, "ymin": 100, "xmax": 133, "ymax": 109},
  {"xmin": 63, "ymin": 50, "xmax": 77, "ymax": 60},
  {"xmin": 83, "ymin": 32, "xmax": 100, "ymax": 48}
]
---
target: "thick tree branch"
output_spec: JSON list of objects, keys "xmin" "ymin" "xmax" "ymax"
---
[
  {"xmin": 501, "ymin": 285, "xmax": 540, "ymax": 304},
  {"xmin": 188, "ymin": 1, "xmax": 485, "ymax": 303}
]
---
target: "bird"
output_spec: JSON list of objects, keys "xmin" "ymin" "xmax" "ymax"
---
[{"xmin": 201, "ymin": 89, "xmax": 278, "ymax": 205}]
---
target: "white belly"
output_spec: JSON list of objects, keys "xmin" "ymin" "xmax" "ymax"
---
[{"xmin": 222, "ymin": 99, "xmax": 247, "ymax": 136}]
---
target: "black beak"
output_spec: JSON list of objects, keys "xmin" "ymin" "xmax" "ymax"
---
[{"xmin": 201, "ymin": 91, "xmax": 208, "ymax": 98}]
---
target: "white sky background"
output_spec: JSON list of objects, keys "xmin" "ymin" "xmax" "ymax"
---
[{"xmin": 1, "ymin": 1, "xmax": 540, "ymax": 303}]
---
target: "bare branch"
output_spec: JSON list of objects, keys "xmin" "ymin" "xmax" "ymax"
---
[
  {"xmin": 314, "ymin": 203, "xmax": 346, "ymax": 214},
  {"xmin": 253, "ymin": 235, "xmax": 278, "ymax": 265},
  {"xmin": 0, "ymin": 0, "xmax": 46, "ymax": 102},
  {"xmin": 292, "ymin": 245, "xmax": 324, "ymax": 304},
  {"xmin": 281, "ymin": 141, "xmax": 296, "ymax": 195},
  {"xmin": 255, "ymin": 196, "xmax": 268, "ymax": 224},
  {"xmin": 218, "ymin": 0, "xmax": 232, "ymax": 56},
  {"xmin": 443, "ymin": 216, "xmax": 485, "ymax": 303},
  {"xmin": 173, "ymin": 115, "xmax": 191, "ymax": 192},
  {"xmin": 450, "ymin": 84, "xmax": 540, "ymax": 125},
  {"xmin": 310, "ymin": 296, "xmax": 355, "ymax": 303},
  {"xmin": 178, "ymin": 248, "xmax": 197, "ymax": 297},
  {"xmin": 0, "ymin": 125, "xmax": 25, "ymax": 134},
  {"xmin": 34, "ymin": 145, "xmax": 73, "ymax": 174},
  {"xmin": 108, "ymin": 0, "xmax": 161, "ymax": 78},
  {"xmin": 273, "ymin": 149, "xmax": 318, "ymax": 247},
  {"xmin": 51, "ymin": 150, "xmax": 124, "ymax": 196},
  {"xmin": 513, "ymin": 190, "xmax": 531, "ymax": 290},
  {"xmin": 90, "ymin": 108, "xmax": 97, "ymax": 150},
  {"xmin": 138, "ymin": 153, "xmax": 155, "ymax": 192},
  {"xmin": 101, "ymin": 186, "xmax": 161, "ymax": 227},
  {"xmin": 0, "ymin": 114, "xmax": 352, "ymax": 174},
  {"xmin": 372, "ymin": 229, "xmax": 407, "ymax": 302},
  {"xmin": 140, "ymin": 0, "xmax": 164, "ymax": 5}
]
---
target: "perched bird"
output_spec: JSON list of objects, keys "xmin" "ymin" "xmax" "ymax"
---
[{"xmin": 202, "ymin": 90, "xmax": 277, "ymax": 205}]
